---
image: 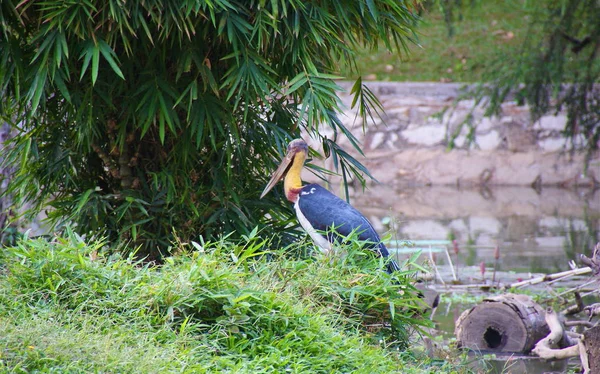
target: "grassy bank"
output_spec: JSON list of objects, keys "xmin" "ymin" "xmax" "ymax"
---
[
  {"xmin": 347, "ymin": 0, "xmax": 530, "ymax": 82},
  {"xmin": 0, "ymin": 230, "xmax": 473, "ymax": 373}
]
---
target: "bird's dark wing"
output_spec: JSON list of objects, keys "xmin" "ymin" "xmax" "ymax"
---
[{"xmin": 297, "ymin": 184, "xmax": 399, "ymax": 273}]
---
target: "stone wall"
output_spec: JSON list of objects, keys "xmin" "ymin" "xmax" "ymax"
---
[{"xmin": 304, "ymin": 82, "xmax": 599, "ymax": 187}]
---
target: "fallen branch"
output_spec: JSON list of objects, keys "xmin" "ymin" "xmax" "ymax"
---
[
  {"xmin": 584, "ymin": 303, "xmax": 600, "ymax": 321},
  {"xmin": 532, "ymin": 308, "xmax": 580, "ymax": 360},
  {"xmin": 565, "ymin": 320, "xmax": 596, "ymax": 329}
]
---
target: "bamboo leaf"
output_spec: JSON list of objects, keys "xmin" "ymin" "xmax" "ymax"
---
[
  {"xmin": 53, "ymin": 70, "xmax": 71, "ymax": 103},
  {"xmin": 30, "ymin": 68, "xmax": 47, "ymax": 114},
  {"xmin": 91, "ymin": 43, "xmax": 100, "ymax": 85},
  {"xmin": 98, "ymin": 40, "xmax": 125, "ymax": 80},
  {"xmin": 75, "ymin": 189, "xmax": 95, "ymax": 215},
  {"xmin": 79, "ymin": 42, "xmax": 93, "ymax": 81}
]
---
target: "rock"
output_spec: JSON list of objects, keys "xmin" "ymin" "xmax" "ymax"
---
[
  {"xmin": 301, "ymin": 82, "xmax": 599, "ymax": 188},
  {"xmin": 401, "ymin": 124, "xmax": 445, "ymax": 146},
  {"xmin": 369, "ymin": 132, "xmax": 386, "ymax": 150},
  {"xmin": 539, "ymin": 137, "xmax": 566, "ymax": 152},
  {"xmin": 477, "ymin": 130, "xmax": 502, "ymax": 150},
  {"xmin": 469, "ymin": 216, "xmax": 502, "ymax": 235},
  {"xmin": 536, "ymin": 114, "xmax": 567, "ymax": 131},
  {"xmin": 476, "ymin": 116, "xmax": 496, "ymax": 132},
  {"xmin": 503, "ymin": 123, "xmax": 537, "ymax": 152}
]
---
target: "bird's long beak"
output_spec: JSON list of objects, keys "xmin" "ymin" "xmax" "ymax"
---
[{"xmin": 260, "ymin": 149, "xmax": 295, "ymax": 199}]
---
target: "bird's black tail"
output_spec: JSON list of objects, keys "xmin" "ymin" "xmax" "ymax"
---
[
  {"xmin": 386, "ymin": 257, "xmax": 401, "ymax": 274},
  {"xmin": 377, "ymin": 242, "xmax": 400, "ymax": 274}
]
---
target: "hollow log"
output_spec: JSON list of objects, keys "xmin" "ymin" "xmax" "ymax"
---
[{"xmin": 455, "ymin": 294, "xmax": 549, "ymax": 353}]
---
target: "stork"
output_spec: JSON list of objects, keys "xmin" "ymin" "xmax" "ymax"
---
[{"xmin": 260, "ymin": 139, "xmax": 400, "ymax": 274}]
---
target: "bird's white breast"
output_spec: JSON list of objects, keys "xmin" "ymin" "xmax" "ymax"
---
[{"xmin": 294, "ymin": 198, "xmax": 331, "ymax": 254}]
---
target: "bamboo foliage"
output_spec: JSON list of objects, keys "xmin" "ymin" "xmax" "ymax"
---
[{"xmin": 0, "ymin": 0, "xmax": 420, "ymax": 257}]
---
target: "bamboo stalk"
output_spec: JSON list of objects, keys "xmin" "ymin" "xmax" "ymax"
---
[
  {"xmin": 509, "ymin": 267, "xmax": 592, "ymax": 288},
  {"xmin": 443, "ymin": 247, "xmax": 457, "ymax": 282},
  {"xmin": 428, "ymin": 246, "xmax": 446, "ymax": 286}
]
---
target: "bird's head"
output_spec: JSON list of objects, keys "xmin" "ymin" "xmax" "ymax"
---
[{"xmin": 260, "ymin": 139, "xmax": 308, "ymax": 199}]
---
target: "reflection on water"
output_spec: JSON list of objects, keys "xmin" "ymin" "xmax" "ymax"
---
[
  {"xmin": 348, "ymin": 185, "xmax": 600, "ymax": 274},
  {"xmin": 348, "ymin": 185, "xmax": 598, "ymax": 373}
]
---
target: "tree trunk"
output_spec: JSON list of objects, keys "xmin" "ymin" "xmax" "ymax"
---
[
  {"xmin": 0, "ymin": 121, "xmax": 14, "ymax": 242},
  {"xmin": 455, "ymin": 293, "xmax": 549, "ymax": 353},
  {"xmin": 582, "ymin": 324, "xmax": 600, "ymax": 373}
]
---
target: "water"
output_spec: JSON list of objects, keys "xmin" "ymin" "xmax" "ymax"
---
[
  {"xmin": 349, "ymin": 185, "xmax": 600, "ymax": 274},
  {"xmin": 348, "ymin": 185, "xmax": 600, "ymax": 373}
]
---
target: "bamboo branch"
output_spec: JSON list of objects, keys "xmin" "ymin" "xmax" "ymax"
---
[{"xmin": 509, "ymin": 267, "xmax": 592, "ymax": 288}]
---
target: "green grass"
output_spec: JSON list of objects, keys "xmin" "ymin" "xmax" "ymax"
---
[
  {"xmin": 347, "ymin": 0, "xmax": 531, "ymax": 82},
  {"xmin": 0, "ymin": 230, "xmax": 476, "ymax": 373}
]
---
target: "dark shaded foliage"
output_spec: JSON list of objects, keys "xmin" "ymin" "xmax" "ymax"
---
[{"xmin": 0, "ymin": 1, "xmax": 420, "ymax": 257}]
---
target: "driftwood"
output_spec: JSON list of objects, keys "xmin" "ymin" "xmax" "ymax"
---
[
  {"xmin": 531, "ymin": 308, "xmax": 599, "ymax": 374},
  {"xmin": 455, "ymin": 294, "xmax": 549, "ymax": 353},
  {"xmin": 531, "ymin": 309, "xmax": 579, "ymax": 359}
]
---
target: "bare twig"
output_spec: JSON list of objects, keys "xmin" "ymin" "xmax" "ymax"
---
[
  {"xmin": 557, "ymin": 279, "xmax": 600, "ymax": 297},
  {"xmin": 562, "ymin": 292, "xmax": 584, "ymax": 315},
  {"xmin": 581, "ymin": 289, "xmax": 600, "ymax": 298}
]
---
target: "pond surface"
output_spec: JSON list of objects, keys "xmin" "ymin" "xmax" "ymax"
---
[
  {"xmin": 348, "ymin": 185, "xmax": 599, "ymax": 274},
  {"xmin": 347, "ymin": 185, "xmax": 600, "ymax": 374}
]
